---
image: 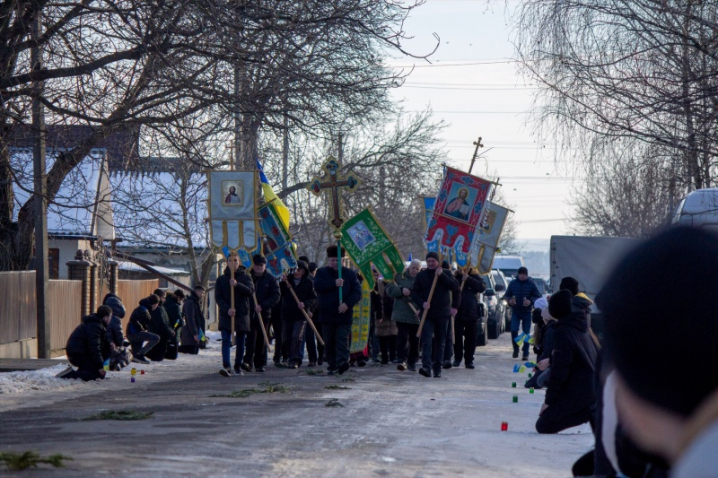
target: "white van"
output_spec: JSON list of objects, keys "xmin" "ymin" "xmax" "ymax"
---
[
  {"xmin": 492, "ymin": 255, "xmax": 525, "ymax": 279},
  {"xmin": 671, "ymin": 188, "xmax": 718, "ymax": 232}
]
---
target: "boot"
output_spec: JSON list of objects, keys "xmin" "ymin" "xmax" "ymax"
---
[{"xmin": 511, "ymin": 331, "xmax": 519, "ymax": 358}]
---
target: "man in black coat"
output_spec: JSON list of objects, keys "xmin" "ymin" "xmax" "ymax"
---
[
  {"xmin": 304, "ymin": 262, "xmax": 324, "ymax": 367},
  {"xmin": 280, "ymin": 260, "xmax": 317, "ymax": 368},
  {"xmin": 536, "ymin": 289, "xmax": 598, "ymax": 434},
  {"xmin": 451, "ymin": 268, "xmax": 486, "ymax": 369},
  {"xmin": 126, "ymin": 294, "xmax": 161, "ymax": 364},
  {"xmin": 58, "ymin": 305, "xmax": 113, "ymax": 381},
  {"xmin": 314, "ymin": 245, "xmax": 361, "ymax": 375},
  {"xmin": 215, "ymin": 253, "xmax": 255, "ymax": 376},
  {"xmin": 180, "ymin": 285, "xmax": 205, "ymax": 355},
  {"xmin": 146, "ymin": 289, "xmax": 176, "ymax": 362},
  {"xmin": 102, "ymin": 293, "xmax": 131, "ymax": 370},
  {"xmin": 242, "ymin": 255, "xmax": 281, "ymax": 373},
  {"xmin": 412, "ymin": 251, "xmax": 460, "ymax": 378}
]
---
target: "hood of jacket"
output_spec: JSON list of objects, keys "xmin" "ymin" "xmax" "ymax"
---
[
  {"xmin": 103, "ymin": 294, "xmax": 126, "ymax": 319},
  {"xmin": 165, "ymin": 294, "xmax": 180, "ymax": 306},
  {"xmin": 557, "ymin": 313, "xmax": 588, "ymax": 332},
  {"xmin": 573, "ymin": 293, "xmax": 593, "ymax": 311},
  {"xmin": 139, "ymin": 297, "xmax": 155, "ymax": 309},
  {"xmin": 82, "ymin": 313, "xmax": 106, "ymax": 327}
]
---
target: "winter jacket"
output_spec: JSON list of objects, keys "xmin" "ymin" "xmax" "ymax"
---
[
  {"xmin": 102, "ymin": 294, "xmax": 126, "ymax": 347},
  {"xmin": 538, "ymin": 320, "xmax": 557, "ymax": 362},
  {"xmin": 313, "ymin": 266, "xmax": 362, "ymax": 326},
  {"xmin": 250, "ymin": 270, "xmax": 281, "ymax": 326},
  {"xmin": 545, "ymin": 314, "xmax": 598, "ymax": 414},
  {"xmin": 149, "ymin": 304, "xmax": 174, "ymax": 341},
  {"xmin": 504, "ymin": 277, "xmax": 542, "ymax": 314},
  {"xmin": 164, "ymin": 294, "xmax": 184, "ymax": 330},
  {"xmin": 280, "ymin": 275, "xmax": 317, "ymax": 322},
  {"xmin": 180, "ymin": 292, "xmax": 202, "ymax": 347},
  {"xmin": 215, "ymin": 267, "xmax": 255, "ymax": 333},
  {"xmin": 387, "ymin": 270, "xmax": 419, "ymax": 324},
  {"xmin": 127, "ymin": 298, "xmax": 154, "ymax": 336},
  {"xmin": 375, "ymin": 281, "xmax": 397, "ymax": 337},
  {"xmin": 411, "ymin": 268, "xmax": 460, "ymax": 321},
  {"xmin": 455, "ymin": 272, "xmax": 486, "ymax": 322},
  {"xmin": 571, "ymin": 293, "xmax": 593, "ymax": 324},
  {"xmin": 65, "ymin": 313, "xmax": 111, "ymax": 371}
]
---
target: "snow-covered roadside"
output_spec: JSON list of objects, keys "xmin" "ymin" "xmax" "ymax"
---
[{"xmin": 0, "ymin": 331, "xmax": 225, "ymax": 412}]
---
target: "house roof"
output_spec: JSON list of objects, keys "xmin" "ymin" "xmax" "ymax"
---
[{"xmin": 117, "ymin": 261, "xmax": 190, "ymax": 276}]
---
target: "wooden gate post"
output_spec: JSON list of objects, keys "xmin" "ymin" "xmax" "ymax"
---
[{"xmin": 67, "ymin": 250, "xmax": 92, "ymax": 317}]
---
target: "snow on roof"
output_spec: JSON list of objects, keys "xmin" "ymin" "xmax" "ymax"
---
[
  {"xmin": 110, "ymin": 171, "xmax": 210, "ymax": 249},
  {"xmin": 118, "ymin": 261, "xmax": 189, "ymax": 276},
  {"xmin": 11, "ymin": 150, "xmax": 114, "ymax": 239}
]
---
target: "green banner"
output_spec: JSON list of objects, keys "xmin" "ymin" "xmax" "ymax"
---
[
  {"xmin": 340, "ymin": 208, "xmax": 405, "ymax": 289},
  {"xmin": 350, "ymin": 279, "xmax": 372, "ymax": 353}
]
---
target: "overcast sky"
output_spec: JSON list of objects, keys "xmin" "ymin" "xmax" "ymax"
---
[{"xmin": 387, "ymin": 0, "xmax": 579, "ymax": 242}]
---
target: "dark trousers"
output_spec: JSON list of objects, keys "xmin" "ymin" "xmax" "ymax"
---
[
  {"xmin": 443, "ymin": 324, "xmax": 454, "ymax": 362},
  {"xmin": 178, "ymin": 344, "xmax": 199, "ymax": 355},
  {"xmin": 270, "ymin": 311, "xmax": 284, "ymax": 364},
  {"xmin": 420, "ymin": 317, "xmax": 449, "ymax": 372},
  {"xmin": 244, "ymin": 315, "xmax": 269, "ymax": 367},
  {"xmin": 511, "ymin": 310, "xmax": 532, "ymax": 356},
  {"xmin": 66, "ymin": 353, "xmax": 105, "ymax": 381},
  {"xmin": 305, "ymin": 323, "xmax": 325, "ymax": 364},
  {"xmin": 322, "ymin": 323, "xmax": 351, "ymax": 371},
  {"xmin": 535, "ymin": 405, "xmax": 593, "ymax": 434},
  {"xmin": 221, "ymin": 330, "xmax": 246, "ymax": 368},
  {"xmin": 378, "ymin": 335, "xmax": 397, "ymax": 363},
  {"xmin": 369, "ymin": 321, "xmax": 379, "ymax": 360},
  {"xmin": 127, "ymin": 331, "xmax": 160, "ymax": 357},
  {"xmin": 453, "ymin": 320, "xmax": 477, "ymax": 365},
  {"xmin": 283, "ymin": 320, "xmax": 307, "ymax": 365},
  {"xmin": 396, "ymin": 322, "xmax": 419, "ymax": 366}
]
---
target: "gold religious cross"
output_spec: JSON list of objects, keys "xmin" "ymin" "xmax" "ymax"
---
[
  {"xmin": 468, "ymin": 136, "xmax": 484, "ymax": 174},
  {"xmin": 307, "ymin": 156, "xmax": 360, "ymax": 229}
]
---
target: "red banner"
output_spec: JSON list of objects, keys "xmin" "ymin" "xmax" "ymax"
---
[{"xmin": 425, "ymin": 167, "xmax": 492, "ymax": 253}]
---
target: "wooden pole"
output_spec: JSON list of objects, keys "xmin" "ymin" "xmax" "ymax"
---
[
  {"xmin": 252, "ymin": 293, "xmax": 271, "ymax": 348},
  {"xmin": 285, "ymin": 277, "xmax": 325, "ymax": 346},
  {"xmin": 416, "ymin": 271, "xmax": 440, "ymax": 338},
  {"xmin": 230, "ymin": 252, "xmax": 235, "ymax": 338}
]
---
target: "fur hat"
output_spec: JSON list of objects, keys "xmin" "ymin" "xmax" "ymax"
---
[
  {"xmin": 599, "ymin": 227, "xmax": 718, "ymax": 417},
  {"xmin": 326, "ymin": 245, "xmax": 345, "ymax": 258}
]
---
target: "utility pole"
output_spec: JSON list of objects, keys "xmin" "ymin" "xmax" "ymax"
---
[
  {"xmin": 281, "ymin": 112, "xmax": 289, "ymax": 191},
  {"xmin": 32, "ymin": 11, "xmax": 50, "ymax": 358},
  {"xmin": 233, "ymin": 65, "xmax": 241, "ymax": 170}
]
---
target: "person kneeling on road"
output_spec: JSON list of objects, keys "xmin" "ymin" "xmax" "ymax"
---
[{"xmin": 57, "ymin": 305, "xmax": 113, "ymax": 381}]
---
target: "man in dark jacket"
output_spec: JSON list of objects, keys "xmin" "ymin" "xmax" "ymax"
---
[
  {"xmin": 146, "ymin": 289, "xmax": 176, "ymax": 362},
  {"xmin": 304, "ymin": 262, "xmax": 324, "ymax": 367},
  {"xmin": 102, "ymin": 293, "xmax": 131, "ymax": 370},
  {"xmin": 536, "ymin": 289, "xmax": 598, "ymax": 434},
  {"xmin": 58, "ymin": 305, "xmax": 113, "ymax": 381},
  {"xmin": 215, "ymin": 253, "xmax": 255, "ymax": 376},
  {"xmin": 242, "ymin": 255, "xmax": 281, "ymax": 373},
  {"xmin": 452, "ymin": 268, "xmax": 486, "ymax": 369},
  {"xmin": 126, "ymin": 294, "xmax": 161, "ymax": 364},
  {"xmin": 162, "ymin": 290, "xmax": 184, "ymax": 360},
  {"xmin": 280, "ymin": 260, "xmax": 317, "ymax": 368},
  {"xmin": 314, "ymin": 245, "xmax": 361, "ymax": 375},
  {"xmin": 504, "ymin": 266, "xmax": 542, "ymax": 360},
  {"xmin": 412, "ymin": 251, "xmax": 460, "ymax": 378},
  {"xmin": 180, "ymin": 285, "xmax": 205, "ymax": 355}
]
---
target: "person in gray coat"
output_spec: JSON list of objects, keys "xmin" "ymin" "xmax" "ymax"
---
[{"xmin": 387, "ymin": 260, "xmax": 422, "ymax": 371}]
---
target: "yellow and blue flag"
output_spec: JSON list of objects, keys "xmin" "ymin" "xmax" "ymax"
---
[{"xmin": 256, "ymin": 159, "xmax": 290, "ymax": 231}]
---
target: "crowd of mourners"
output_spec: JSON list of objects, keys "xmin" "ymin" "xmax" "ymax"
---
[{"xmin": 56, "ymin": 227, "xmax": 718, "ymax": 477}]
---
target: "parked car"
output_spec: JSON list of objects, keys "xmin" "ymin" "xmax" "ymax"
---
[
  {"xmin": 475, "ymin": 288, "xmax": 489, "ymax": 347},
  {"xmin": 533, "ymin": 277, "xmax": 551, "ymax": 297},
  {"xmin": 492, "ymin": 255, "xmax": 526, "ymax": 280},
  {"xmin": 492, "ymin": 270, "xmax": 512, "ymax": 331},
  {"xmin": 481, "ymin": 274, "xmax": 505, "ymax": 340},
  {"xmin": 671, "ymin": 188, "xmax": 718, "ymax": 232}
]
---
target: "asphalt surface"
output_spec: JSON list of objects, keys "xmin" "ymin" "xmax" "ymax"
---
[{"xmin": 0, "ymin": 334, "xmax": 593, "ymax": 477}]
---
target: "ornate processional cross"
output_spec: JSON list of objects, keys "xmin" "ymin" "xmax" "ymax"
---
[{"xmin": 307, "ymin": 156, "xmax": 360, "ymax": 230}]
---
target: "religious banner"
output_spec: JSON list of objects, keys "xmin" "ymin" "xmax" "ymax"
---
[
  {"xmin": 340, "ymin": 208, "xmax": 405, "ymax": 289},
  {"xmin": 425, "ymin": 167, "xmax": 493, "ymax": 253},
  {"xmin": 208, "ymin": 171, "xmax": 258, "ymax": 252},
  {"xmin": 475, "ymin": 244, "xmax": 498, "ymax": 275},
  {"xmin": 307, "ymin": 156, "xmax": 360, "ymax": 230},
  {"xmin": 420, "ymin": 195, "xmax": 435, "ymax": 232},
  {"xmin": 476, "ymin": 201, "xmax": 511, "ymax": 249},
  {"xmin": 350, "ymin": 279, "xmax": 372, "ymax": 353},
  {"xmin": 259, "ymin": 201, "xmax": 297, "ymax": 277}
]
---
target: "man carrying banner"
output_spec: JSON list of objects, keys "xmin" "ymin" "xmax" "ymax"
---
[
  {"xmin": 314, "ymin": 245, "xmax": 362, "ymax": 375},
  {"xmin": 279, "ymin": 260, "xmax": 317, "ymax": 369},
  {"xmin": 215, "ymin": 254, "xmax": 255, "ymax": 376},
  {"xmin": 451, "ymin": 267, "xmax": 486, "ymax": 369},
  {"xmin": 412, "ymin": 252, "xmax": 460, "ymax": 378},
  {"xmin": 242, "ymin": 255, "xmax": 280, "ymax": 373},
  {"xmin": 387, "ymin": 259, "xmax": 422, "ymax": 371}
]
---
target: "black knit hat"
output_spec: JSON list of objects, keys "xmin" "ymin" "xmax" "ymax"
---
[
  {"xmin": 298, "ymin": 255, "xmax": 310, "ymax": 263},
  {"xmin": 426, "ymin": 251, "xmax": 439, "ymax": 261},
  {"xmin": 252, "ymin": 254, "xmax": 267, "ymax": 265},
  {"xmin": 548, "ymin": 289, "xmax": 573, "ymax": 320},
  {"xmin": 308, "ymin": 262, "xmax": 318, "ymax": 273},
  {"xmin": 296, "ymin": 260, "xmax": 309, "ymax": 274},
  {"xmin": 598, "ymin": 227, "xmax": 718, "ymax": 417},
  {"xmin": 559, "ymin": 277, "xmax": 579, "ymax": 296},
  {"xmin": 518, "ymin": 266, "xmax": 528, "ymax": 275},
  {"xmin": 326, "ymin": 245, "xmax": 345, "ymax": 257}
]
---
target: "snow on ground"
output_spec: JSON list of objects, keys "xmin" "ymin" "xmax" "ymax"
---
[{"xmin": 0, "ymin": 331, "xmax": 225, "ymax": 411}]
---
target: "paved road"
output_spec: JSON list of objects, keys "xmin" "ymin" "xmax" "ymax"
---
[{"xmin": 0, "ymin": 334, "xmax": 592, "ymax": 477}]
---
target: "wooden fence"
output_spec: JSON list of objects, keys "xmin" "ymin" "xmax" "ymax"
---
[{"xmin": 0, "ymin": 271, "xmax": 157, "ymax": 357}]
